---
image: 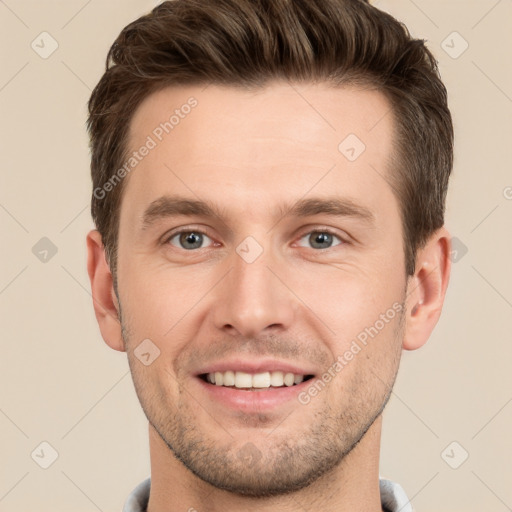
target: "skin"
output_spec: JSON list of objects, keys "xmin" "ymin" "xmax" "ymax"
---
[{"xmin": 87, "ymin": 82, "xmax": 451, "ymax": 512}]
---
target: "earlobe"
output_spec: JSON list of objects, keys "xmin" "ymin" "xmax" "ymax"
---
[
  {"xmin": 86, "ymin": 229, "xmax": 125, "ymax": 352},
  {"xmin": 403, "ymin": 227, "xmax": 452, "ymax": 351}
]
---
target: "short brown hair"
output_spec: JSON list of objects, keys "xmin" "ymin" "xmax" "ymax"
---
[{"xmin": 88, "ymin": 0, "xmax": 453, "ymax": 278}]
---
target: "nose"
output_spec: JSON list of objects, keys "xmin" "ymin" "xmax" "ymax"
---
[{"xmin": 212, "ymin": 242, "xmax": 296, "ymax": 338}]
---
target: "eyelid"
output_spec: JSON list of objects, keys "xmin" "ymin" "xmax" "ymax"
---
[
  {"xmin": 161, "ymin": 225, "xmax": 351, "ymax": 250},
  {"xmin": 295, "ymin": 225, "xmax": 350, "ymax": 243},
  {"xmin": 161, "ymin": 225, "xmax": 217, "ymax": 246}
]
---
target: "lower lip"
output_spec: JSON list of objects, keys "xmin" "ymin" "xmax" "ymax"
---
[{"xmin": 195, "ymin": 376, "xmax": 313, "ymax": 412}]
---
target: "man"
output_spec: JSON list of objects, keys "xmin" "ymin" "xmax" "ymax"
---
[{"xmin": 86, "ymin": 0, "xmax": 453, "ymax": 510}]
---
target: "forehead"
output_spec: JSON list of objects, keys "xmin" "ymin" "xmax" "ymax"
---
[{"xmin": 121, "ymin": 82, "xmax": 397, "ymax": 225}]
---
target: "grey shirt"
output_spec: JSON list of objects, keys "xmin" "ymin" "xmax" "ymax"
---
[{"xmin": 123, "ymin": 476, "xmax": 413, "ymax": 512}]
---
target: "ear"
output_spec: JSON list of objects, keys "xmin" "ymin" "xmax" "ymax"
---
[
  {"xmin": 86, "ymin": 229, "xmax": 125, "ymax": 352},
  {"xmin": 403, "ymin": 227, "xmax": 452, "ymax": 351}
]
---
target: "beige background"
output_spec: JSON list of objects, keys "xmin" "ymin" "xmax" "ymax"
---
[{"xmin": 1, "ymin": 0, "xmax": 511, "ymax": 510}]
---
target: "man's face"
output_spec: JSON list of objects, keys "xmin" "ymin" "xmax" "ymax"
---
[{"xmin": 116, "ymin": 82, "xmax": 407, "ymax": 496}]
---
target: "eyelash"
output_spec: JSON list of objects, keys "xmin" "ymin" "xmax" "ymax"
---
[{"xmin": 163, "ymin": 226, "xmax": 347, "ymax": 251}]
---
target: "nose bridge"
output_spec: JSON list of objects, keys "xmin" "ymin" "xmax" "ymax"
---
[{"xmin": 213, "ymin": 237, "xmax": 295, "ymax": 337}]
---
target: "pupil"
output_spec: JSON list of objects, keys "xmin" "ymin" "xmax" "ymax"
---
[
  {"xmin": 312, "ymin": 232, "xmax": 332, "ymax": 248},
  {"xmin": 181, "ymin": 232, "xmax": 202, "ymax": 249}
]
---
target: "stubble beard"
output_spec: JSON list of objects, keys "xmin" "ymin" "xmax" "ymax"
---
[{"xmin": 120, "ymin": 302, "xmax": 404, "ymax": 498}]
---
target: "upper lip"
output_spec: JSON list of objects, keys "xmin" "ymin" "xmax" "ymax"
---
[{"xmin": 195, "ymin": 358, "xmax": 317, "ymax": 377}]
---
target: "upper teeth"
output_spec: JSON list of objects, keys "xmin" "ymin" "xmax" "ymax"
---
[{"xmin": 206, "ymin": 371, "xmax": 305, "ymax": 388}]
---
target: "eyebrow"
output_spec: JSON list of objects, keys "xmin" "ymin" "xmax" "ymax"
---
[{"xmin": 140, "ymin": 194, "xmax": 375, "ymax": 231}]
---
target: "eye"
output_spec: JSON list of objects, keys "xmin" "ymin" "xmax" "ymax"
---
[
  {"xmin": 166, "ymin": 230, "xmax": 214, "ymax": 250},
  {"xmin": 296, "ymin": 230, "xmax": 345, "ymax": 250}
]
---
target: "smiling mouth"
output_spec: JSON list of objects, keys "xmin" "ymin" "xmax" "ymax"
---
[{"xmin": 199, "ymin": 371, "xmax": 315, "ymax": 390}]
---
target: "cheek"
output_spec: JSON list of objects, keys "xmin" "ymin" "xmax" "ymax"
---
[
  {"xmin": 119, "ymin": 263, "xmax": 206, "ymax": 338},
  {"xmin": 296, "ymin": 261, "xmax": 405, "ymax": 341},
  {"xmin": 321, "ymin": 305, "xmax": 404, "ymax": 411}
]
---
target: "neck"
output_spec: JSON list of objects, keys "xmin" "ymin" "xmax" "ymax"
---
[{"xmin": 146, "ymin": 416, "xmax": 384, "ymax": 512}]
